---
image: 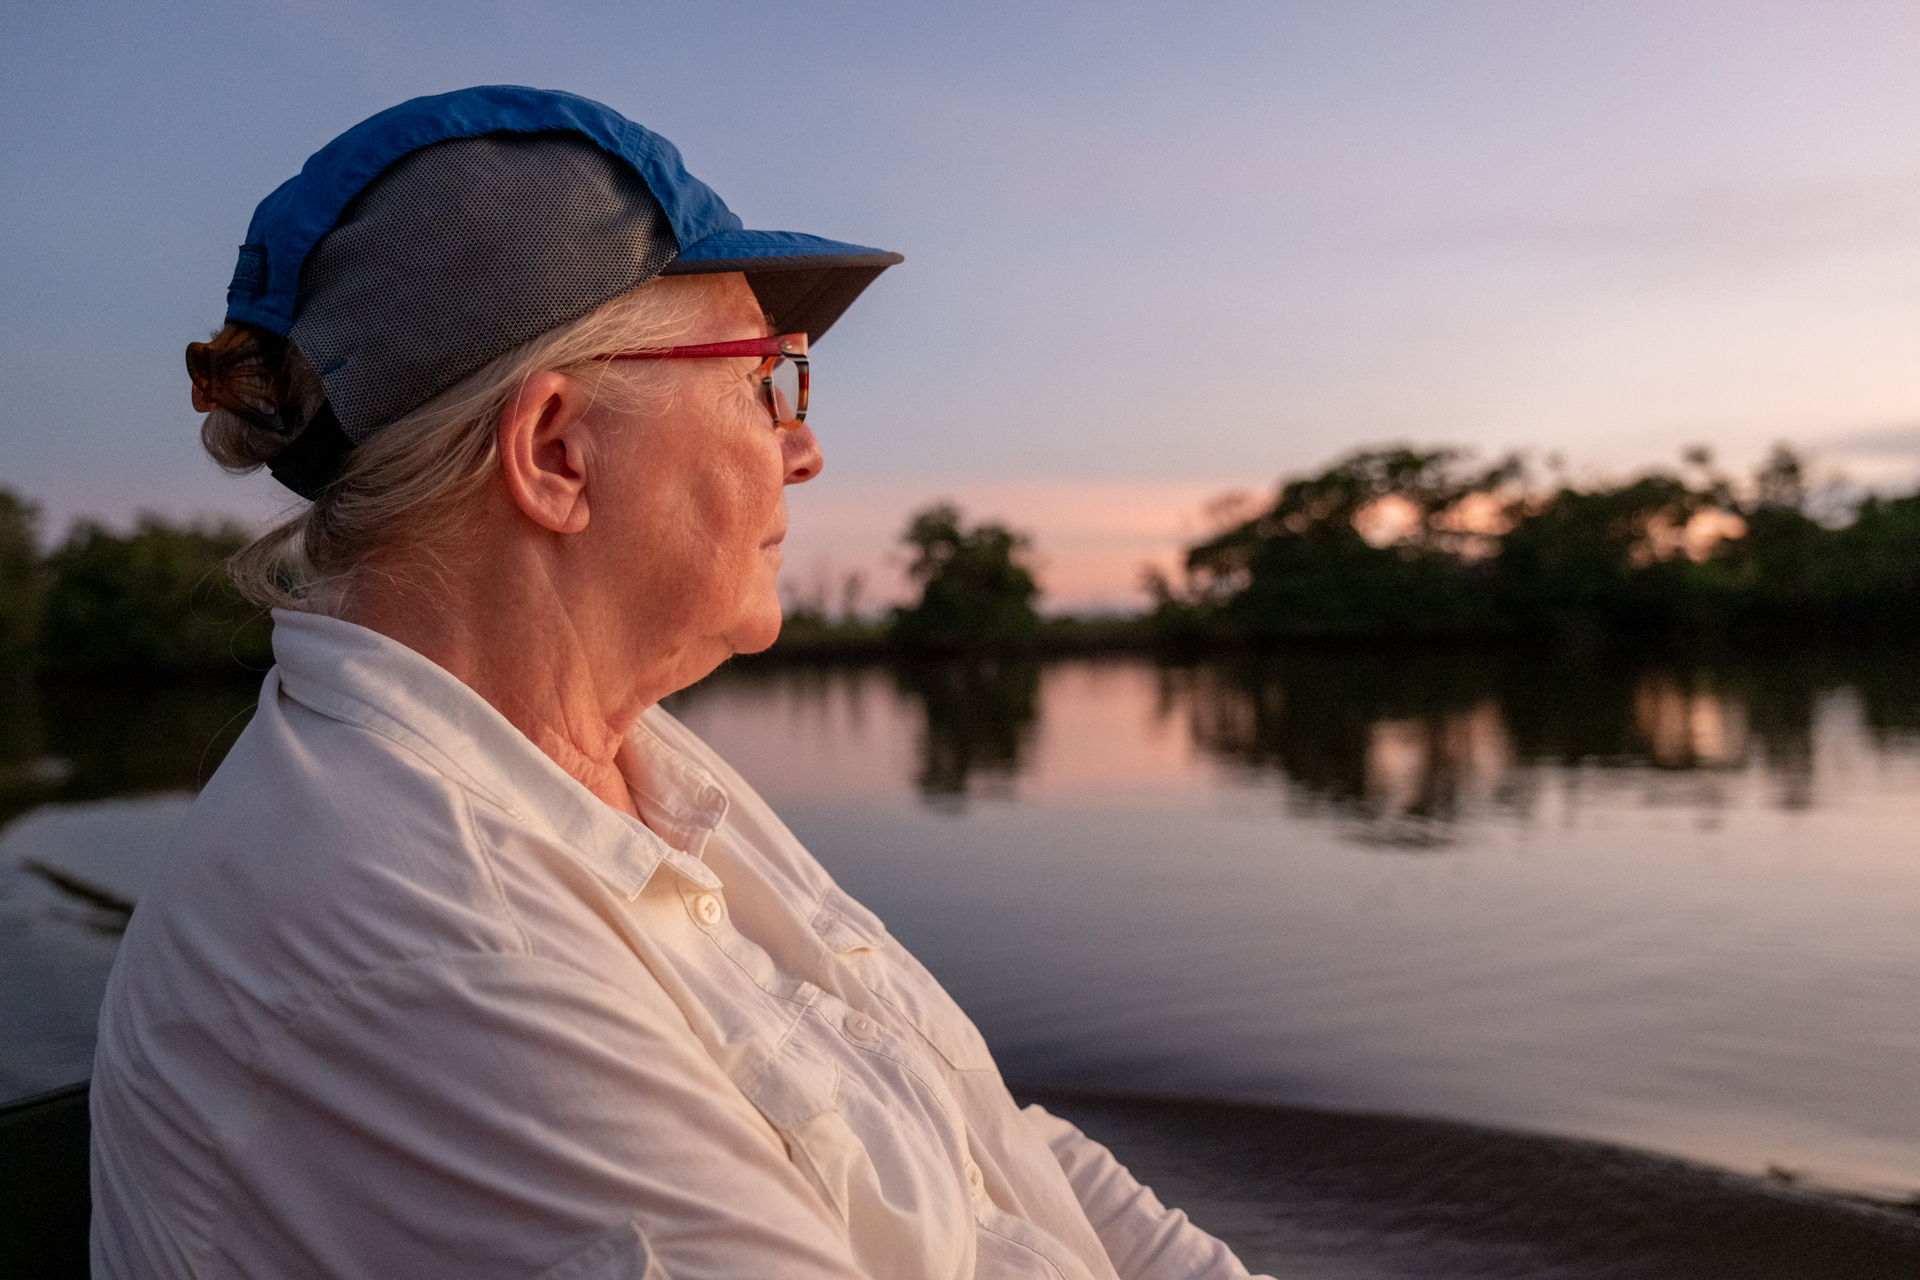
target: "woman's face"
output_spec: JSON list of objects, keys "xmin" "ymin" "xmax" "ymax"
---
[{"xmin": 584, "ymin": 274, "xmax": 823, "ymax": 678}]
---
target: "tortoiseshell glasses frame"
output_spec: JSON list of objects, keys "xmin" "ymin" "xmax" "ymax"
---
[{"xmin": 594, "ymin": 333, "xmax": 809, "ymax": 427}]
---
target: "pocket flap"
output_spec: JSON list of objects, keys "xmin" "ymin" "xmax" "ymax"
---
[
  {"xmin": 812, "ymin": 888, "xmax": 997, "ymax": 1073},
  {"xmin": 810, "ymin": 886, "xmax": 889, "ymax": 953}
]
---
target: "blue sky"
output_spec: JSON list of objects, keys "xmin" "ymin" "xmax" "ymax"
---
[{"xmin": 6, "ymin": 2, "xmax": 1920, "ymax": 608}]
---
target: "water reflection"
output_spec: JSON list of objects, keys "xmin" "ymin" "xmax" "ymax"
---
[
  {"xmin": 689, "ymin": 644, "xmax": 1920, "ymax": 828},
  {"xmin": 1161, "ymin": 658, "xmax": 1505, "ymax": 844},
  {"xmin": 5, "ymin": 646, "xmax": 1914, "ymax": 844},
  {"xmin": 670, "ymin": 650, "xmax": 1920, "ymax": 1195},
  {"xmin": 891, "ymin": 659, "xmax": 1040, "ymax": 806},
  {"xmin": 0, "ymin": 676, "xmax": 257, "ymax": 827},
  {"xmin": 1146, "ymin": 645, "xmax": 1920, "ymax": 842}
]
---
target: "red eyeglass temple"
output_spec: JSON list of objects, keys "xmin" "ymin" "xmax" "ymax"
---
[
  {"xmin": 592, "ymin": 332, "xmax": 809, "ymax": 426},
  {"xmin": 594, "ymin": 333, "xmax": 807, "ymax": 362}
]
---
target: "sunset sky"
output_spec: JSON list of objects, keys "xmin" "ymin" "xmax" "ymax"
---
[{"xmin": 7, "ymin": 2, "xmax": 1920, "ymax": 610}]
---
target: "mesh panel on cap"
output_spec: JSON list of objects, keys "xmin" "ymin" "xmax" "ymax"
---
[{"xmin": 290, "ymin": 132, "xmax": 678, "ymax": 443}]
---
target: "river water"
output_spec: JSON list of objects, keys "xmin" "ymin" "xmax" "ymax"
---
[
  {"xmin": 663, "ymin": 648, "xmax": 1920, "ymax": 1202},
  {"xmin": 6, "ymin": 645, "xmax": 1920, "ymax": 1275}
]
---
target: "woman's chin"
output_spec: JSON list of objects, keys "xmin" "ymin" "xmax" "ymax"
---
[{"xmin": 727, "ymin": 606, "xmax": 785, "ymax": 657}]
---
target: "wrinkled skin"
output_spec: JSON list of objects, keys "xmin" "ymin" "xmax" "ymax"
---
[{"xmin": 347, "ymin": 273, "xmax": 823, "ymax": 818}]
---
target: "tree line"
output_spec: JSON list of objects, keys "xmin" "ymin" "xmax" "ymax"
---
[
  {"xmin": 0, "ymin": 489, "xmax": 1051, "ymax": 677},
  {"xmin": 9, "ymin": 439, "xmax": 1920, "ymax": 681},
  {"xmin": 1150, "ymin": 444, "xmax": 1920, "ymax": 644},
  {"xmin": 0, "ymin": 493, "xmax": 270, "ymax": 678},
  {"xmin": 804, "ymin": 442, "xmax": 1920, "ymax": 652}
]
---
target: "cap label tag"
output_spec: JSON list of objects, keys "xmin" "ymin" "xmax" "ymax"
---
[{"xmin": 228, "ymin": 244, "xmax": 269, "ymax": 299}]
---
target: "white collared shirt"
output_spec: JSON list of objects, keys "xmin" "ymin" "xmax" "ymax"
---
[{"xmin": 90, "ymin": 611, "xmax": 1264, "ymax": 1280}]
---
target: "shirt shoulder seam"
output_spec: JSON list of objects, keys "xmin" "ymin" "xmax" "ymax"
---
[
  {"xmin": 278, "ymin": 671, "xmax": 525, "ymax": 820},
  {"xmin": 462, "ymin": 788, "xmax": 536, "ymax": 956}
]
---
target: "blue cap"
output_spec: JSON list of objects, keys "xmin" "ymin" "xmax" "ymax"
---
[
  {"xmin": 226, "ymin": 85, "xmax": 901, "ymax": 340},
  {"xmin": 216, "ymin": 85, "xmax": 901, "ymax": 478}
]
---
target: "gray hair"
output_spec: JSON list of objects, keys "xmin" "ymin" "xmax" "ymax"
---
[{"xmin": 200, "ymin": 276, "xmax": 709, "ymax": 615}]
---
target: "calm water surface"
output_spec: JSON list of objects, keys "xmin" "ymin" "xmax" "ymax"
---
[
  {"xmin": 663, "ymin": 648, "xmax": 1920, "ymax": 1202},
  {"xmin": 6, "ymin": 646, "xmax": 1920, "ymax": 1212}
]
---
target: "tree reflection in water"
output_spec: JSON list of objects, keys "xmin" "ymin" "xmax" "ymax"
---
[
  {"xmin": 13, "ymin": 643, "xmax": 1920, "ymax": 843},
  {"xmin": 890, "ymin": 658, "xmax": 1041, "ymax": 809},
  {"xmin": 1156, "ymin": 644, "xmax": 1920, "ymax": 845},
  {"xmin": 0, "ymin": 677, "xmax": 259, "ymax": 827}
]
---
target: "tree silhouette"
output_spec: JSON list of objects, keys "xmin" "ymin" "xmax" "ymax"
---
[{"xmin": 890, "ymin": 503, "xmax": 1041, "ymax": 651}]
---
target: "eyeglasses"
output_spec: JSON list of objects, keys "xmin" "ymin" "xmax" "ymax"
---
[{"xmin": 594, "ymin": 332, "xmax": 809, "ymax": 427}]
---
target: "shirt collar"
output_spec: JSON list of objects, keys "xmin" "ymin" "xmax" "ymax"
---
[{"xmin": 268, "ymin": 609, "xmax": 724, "ymax": 898}]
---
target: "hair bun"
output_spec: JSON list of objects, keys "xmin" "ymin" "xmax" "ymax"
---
[
  {"xmin": 185, "ymin": 323, "xmax": 301, "ymax": 433},
  {"xmin": 185, "ymin": 341, "xmax": 221, "ymax": 411}
]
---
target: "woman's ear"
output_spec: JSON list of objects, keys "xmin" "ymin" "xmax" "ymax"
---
[{"xmin": 497, "ymin": 371, "xmax": 595, "ymax": 534}]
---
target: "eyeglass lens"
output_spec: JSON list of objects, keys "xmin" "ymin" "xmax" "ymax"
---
[{"xmin": 766, "ymin": 357, "xmax": 802, "ymax": 423}]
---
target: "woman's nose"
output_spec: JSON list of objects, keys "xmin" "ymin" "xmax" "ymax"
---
[{"xmin": 783, "ymin": 423, "xmax": 824, "ymax": 484}]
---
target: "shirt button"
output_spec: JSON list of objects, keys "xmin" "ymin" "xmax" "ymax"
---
[
  {"xmin": 965, "ymin": 1160, "xmax": 985, "ymax": 1197},
  {"xmin": 691, "ymin": 893, "xmax": 723, "ymax": 926},
  {"xmin": 844, "ymin": 1012, "xmax": 878, "ymax": 1043}
]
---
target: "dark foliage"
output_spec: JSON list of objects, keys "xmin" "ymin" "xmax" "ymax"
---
[
  {"xmin": 39, "ymin": 516, "xmax": 271, "ymax": 674},
  {"xmin": 0, "ymin": 491, "xmax": 45, "ymax": 676},
  {"xmin": 891, "ymin": 502, "xmax": 1042, "ymax": 651},
  {"xmin": 1493, "ymin": 474, "xmax": 1715, "ymax": 631},
  {"xmin": 1158, "ymin": 443, "xmax": 1920, "ymax": 643},
  {"xmin": 1165, "ymin": 449, "xmax": 1519, "ymax": 640}
]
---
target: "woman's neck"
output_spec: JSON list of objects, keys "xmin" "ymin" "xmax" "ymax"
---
[{"xmin": 342, "ymin": 544, "xmax": 661, "ymax": 821}]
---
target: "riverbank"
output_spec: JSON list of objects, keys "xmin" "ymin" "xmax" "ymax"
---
[{"xmin": 761, "ymin": 612, "xmax": 1156, "ymax": 660}]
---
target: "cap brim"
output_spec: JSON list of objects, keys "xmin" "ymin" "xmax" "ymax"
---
[{"xmin": 660, "ymin": 229, "xmax": 903, "ymax": 341}]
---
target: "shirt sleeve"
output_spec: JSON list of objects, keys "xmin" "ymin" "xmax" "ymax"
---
[
  {"xmin": 1024, "ymin": 1104, "xmax": 1273, "ymax": 1280},
  {"xmin": 212, "ymin": 952, "xmax": 872, "ymax": 1280}
]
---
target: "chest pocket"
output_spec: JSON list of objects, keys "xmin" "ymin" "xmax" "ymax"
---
[
  {"xmin": 732, "ymin": 1006, "xmax": 979, "ymax": 1280},
  {"xmin": 976, "ymin": 1207, "xmax": 1102, "ymax": 1280},
  {"xmin": 811, "ymin": 886, "xmax": 999, "ymax": 1074}
]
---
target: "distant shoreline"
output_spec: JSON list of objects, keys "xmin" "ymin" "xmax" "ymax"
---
[{"xmin": 748, "ymin": 611, "xmax": 1920, "ymax": 664}]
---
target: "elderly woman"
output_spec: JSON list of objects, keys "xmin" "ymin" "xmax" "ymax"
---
[{"xmin": 89, "ymin": 87, "xmax": 1265, "ymax": 1280}]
